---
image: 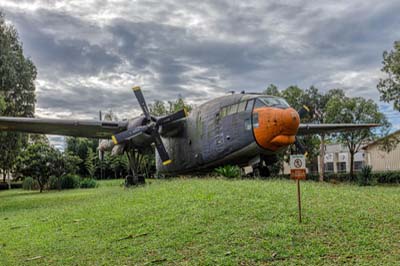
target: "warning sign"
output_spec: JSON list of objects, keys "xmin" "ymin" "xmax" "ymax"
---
[
  {"xmin": 290, "ymin": 155, "xmax": 306, "ymax": 180},
  {"xmin": 290, "ymin": 155, "xmax": 306, "ymax": 170},
  {"xmin": 290, "ymin": 154, "xmax": 306, "ymax": 223}
]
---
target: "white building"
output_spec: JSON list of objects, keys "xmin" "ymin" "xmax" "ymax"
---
[
  {"xmin": 363, "ymin": 130, "xmax": 400, "ymax": 172},
  {"xmin": 283, "ymin": 143, "xmax": 366, "ymax": 175},
  {"xmin": 318, "ymin": 144, "xmax": 366, "ymax": 174}
]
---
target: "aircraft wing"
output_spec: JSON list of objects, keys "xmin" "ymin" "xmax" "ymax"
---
[
  {"xmin": 297, "ymin": 123, "xmax": 380, "ymax": 135},
  {"xmin": 0, "ymin": 116, "xmax": 128, "ymax": 138}
]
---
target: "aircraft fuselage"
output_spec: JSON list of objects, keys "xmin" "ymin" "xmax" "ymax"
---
[{"xmin": 156, "ymin": 94, "xmax": 300, "ymax": 174}]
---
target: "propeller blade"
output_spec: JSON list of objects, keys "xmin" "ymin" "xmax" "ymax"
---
[
  {"xmin": 112, "ymin": 125, "xmax": 148, "ymax": 145},
  {"xmin": 151, "ymin": 131, "xmax": 172, "ymax": 165},
  {"xmin": 156, "ymin": 109, "xmax": 188, "ymax": 126},
  {"xmin": 298, "ymin": 105, "xmax": 310, "ymax": 119},
  {"xmin": 132, "ymin": 86, "xmax": 151, "ymax": 121}
]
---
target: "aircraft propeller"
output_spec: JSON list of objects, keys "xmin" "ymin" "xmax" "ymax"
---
[{"xmin": 111, "ymin": 86, "xmax": 187, "ymax": 165}]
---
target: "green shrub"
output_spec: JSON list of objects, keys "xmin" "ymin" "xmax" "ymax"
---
[
  {"xmin": 22, "ymin": 177, "xmax": 39, "ymax": 190},
  {"xmin": 373, "ymin": 171, "xmax": 400, "ymax": 184},
  {"xmin": 214, "ymin": 165, "xmax": 241, "ymax": 178},
  {"xmin": 60, "ymin": 174, "xmax": 80, "ymax": 189},
  {"xmin": 80, "ymin": 178, "xmax": 97, "ymax": 189},
  {"xmin": 48, "ymin": 176, "xmax": 62, "ymax": 190},
  {"xmin": 358, "ymin": 165, "xmax": 375, "ymax": 186}
]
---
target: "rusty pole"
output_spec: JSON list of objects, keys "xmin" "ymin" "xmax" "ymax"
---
[{"xmin": 297, "ymin": 179, "xmax": 302, "ymax": 223}]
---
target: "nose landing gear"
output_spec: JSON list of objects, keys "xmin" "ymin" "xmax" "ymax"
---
[{"xmin": 254, "ymin": 155, "xmax": 279, "ymax": 178}]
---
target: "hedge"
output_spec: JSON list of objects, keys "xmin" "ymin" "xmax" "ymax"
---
[{"xmin": 273, "ymin": 171, "xmax": 400, "ymax": 184}]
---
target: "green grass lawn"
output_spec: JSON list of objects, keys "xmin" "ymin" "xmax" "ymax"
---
[{"xmin": 0, "ymin": 178, "xmax": 399, "ymax": 265}]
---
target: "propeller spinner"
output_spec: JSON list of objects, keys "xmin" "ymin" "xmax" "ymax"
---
[{"xmin": 111, "ymin": 86, "xmax": 187, "ymax": 166}]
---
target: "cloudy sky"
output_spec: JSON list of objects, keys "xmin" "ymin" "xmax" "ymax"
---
[{"xmin": 1, "ymin": 0, "xmax": 400, "ymax": 134}]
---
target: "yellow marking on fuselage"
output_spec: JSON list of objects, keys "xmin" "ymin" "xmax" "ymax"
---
[{"xmin": 163, "ymin": 159, "xmax": 172, "ymax": 165}]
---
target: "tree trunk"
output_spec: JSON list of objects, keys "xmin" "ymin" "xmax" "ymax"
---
[
  {"xmin": 319, "ymin": 134, "xmax": 326, "ymax": 182},
  {"xmin": 39, "ymin": 179, "xmax": 43, "ymax": 193},
  {"xmin": 350, "ymin": 151, "xmax": 355, "ymax": 180},
  {"xmin": 7, "ymin": 171, "xmax": 11, "ymax": 190}
]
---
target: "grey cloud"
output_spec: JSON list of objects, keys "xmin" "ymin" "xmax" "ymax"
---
[{"xmin": 5, "ymin": 9, "xmax": 121, "ymax": 77}]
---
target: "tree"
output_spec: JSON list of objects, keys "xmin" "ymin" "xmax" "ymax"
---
[
  {"xmin": 377, "ymin": 41, "xmax": 400, "ymax": 150},
  {"xmin": 168, "ymin": 96, "xmax": 193, "ymax": 114},
  {"xmin": 64, "ymin": 152, "xmax": 82, "ymax": 175},
  {"xmin": 281, "ymin": 86, "xmax": 322, "ymax": 173},
  {"xmin": 109, "ymin": 154, "xmax": 129, "ymax": 179},
  {"xmin": 281, "ymin": 86, "xmax": 307, "ymax": 111},
  {"xmin": 66, "ymin": 137, "xmax": 98, "ymax": 176},
  {"xmin": 325, "ymin": 96, "xmax": 389, "ymax": 178},
  {"xmin": 377, "ymin": 41, "xmax": 400, "ymax": 111},
  {"xmin": 84, "ymin": 148, "xmax": 96, "ymax": 178},
  {"xmin": 149, "ymin": 96, "xmax": 193, "ymax": 117},
  {"xmin": 0, "ymin": 12, "xmax": 37, "ymax": 182},
  {"xmin": 263, "ymin": 84, "xmax": 281, "ymax": 96},
  {"xmin": 303, "ymin": 87, "xmax": 346, "ymax": 181},
  {"xmin": 17, "ymin": 141, "xmax": 58, "ymax": 192},
  {"xmin": 149, "ymin": 100, "xmax": 168, "ymax": 116}
]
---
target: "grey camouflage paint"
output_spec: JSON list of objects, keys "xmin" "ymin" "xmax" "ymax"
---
[{"xmin": 157, "ymin": 94, "xmax": 270, "ymax": 174}]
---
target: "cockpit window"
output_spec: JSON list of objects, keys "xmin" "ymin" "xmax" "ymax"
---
[{"xmin": 255, "ymin": 97, "xmax": 290, "ymax": 108}]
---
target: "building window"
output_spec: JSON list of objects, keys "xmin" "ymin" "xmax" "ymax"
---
[
  {"xmin": 354, "ymin": 161, "xmax": 364, "ymax": 172},
  {"xmin": 324, "ymin": 162, "xmax": 334, "ymax": 173},
  {"xmin": 337, "ymin": 162, "xmax": 346, "ymax": 173}
]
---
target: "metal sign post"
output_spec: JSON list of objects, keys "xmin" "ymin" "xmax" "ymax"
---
[
  {"xmin": 290, "ymin": 155, "xmax": 306, "ymax": 223},
  {"xmin": 296, "ymin": 179, "xmax": 302, "ymax": 223}
]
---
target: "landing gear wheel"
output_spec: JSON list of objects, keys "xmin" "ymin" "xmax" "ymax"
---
[{"xmin": 259, "ymin": 166, "xmax": 270, "ymax": 179}]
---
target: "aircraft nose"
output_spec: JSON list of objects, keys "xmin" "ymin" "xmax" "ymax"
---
[
  {"xmin": 280, "ymin": 108, "xmax": 300, "ymax": 135},
  {"xmin": 252, "ymin": 107, "xmax": 300, "ymax": 151}
]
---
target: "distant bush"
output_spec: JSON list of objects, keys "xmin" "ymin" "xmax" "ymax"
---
[
  {"xmin": 374, "ymin": 171, "xmax": 400, "ymax": 184},
  {"xmin": 215, "ymin": 165, "xmax": 241, "ymax": 178},
  {"xmin": 272, "ymin": 170, "xmax": 400, "ymax": 184},
  {"xmin": 22, "ymin": 177, "xmax": 39, "ymax": 190},
  {"xmin": 358, "ymin": 165, "xmax": 376, "ymax": 186},
  {"xmin": 48, "ymin": 176, "xmax": 62, "ymax": 190},
  {"xmin": 60, "ymin": 174, "xmax": 80, "ymax": 189},
  {"xmin": 80, "ymin": 178, "xmax": 97, "ymax": 189}
]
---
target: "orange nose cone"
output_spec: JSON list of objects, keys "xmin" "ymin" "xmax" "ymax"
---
[
  {"xmin": 281, "ymin": 108, "xmax": 300, "ymax": 135},
  {"xmin": 253, "ymin": 107, "xmax": 300, "ymax": 151}
]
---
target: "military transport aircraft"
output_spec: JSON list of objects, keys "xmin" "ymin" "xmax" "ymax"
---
[{"xmin": 0, "ymin": 86, "xmax": 378, "ymax": 184}]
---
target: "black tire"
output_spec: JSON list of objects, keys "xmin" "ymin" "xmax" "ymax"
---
[{"xmin": 259, "ymin": 166, "xmax": 270, "ymax": 179}]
